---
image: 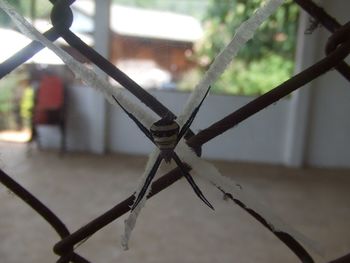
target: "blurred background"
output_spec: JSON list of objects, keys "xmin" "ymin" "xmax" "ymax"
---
[{"xmin": 0, "ymin": 0, "xmax": 349, "ymax": 262}]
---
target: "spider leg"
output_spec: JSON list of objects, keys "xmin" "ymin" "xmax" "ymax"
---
[
  {"xmin": 112, "ymin": 95, "xmax": 154, "ymax": 143},
  {"xmin": 171, "ymin": 152, "xmax": 214, "ymax": 210},
  {"xmin": 131, "ymin": 154, "xmax": 163, "ymax": 210},
  {"xmin": 177, "ymin": 86, "xmax": 211, "ymax": 143}
]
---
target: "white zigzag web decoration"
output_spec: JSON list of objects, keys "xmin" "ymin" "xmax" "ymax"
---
[{"xmin": 0, "ymin": 0, "xmax": 322, "ymax": 258}]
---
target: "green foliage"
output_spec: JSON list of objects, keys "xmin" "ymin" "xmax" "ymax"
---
[
  {"xmin": 179, "ymin": 53, "xmax": 293, "ymax": 95},
  {"xmin": 26, "ymin": 0, "xmax": 52, "ymax": 19},
  {"xmin": 198, "ymin": 0, "xmax": 299, "ymax": 61},
  {"xmin": 185, "ymin": 0, "xmax": 299, "ymax": 96},
  {"xmin": 0, "ymin": 71, "xmax": 33, "ymax": 129},
  {"xmin": 0, "ymin": 0, "xmax": 23, "ymax": 26},
  {"xmin": 0, "ymin": 73, "xmax": 18, "ymax": 113},
  {"xmin": 0, "ymin": 0, "xmax": 52, "ymax": 27},
  {"xmin": 215, "ymin": 53, "xmax": 293, "ymax": 95},
  {"xmin": 20, "ymin": 86, "xmax": 34, "ymax": 123}
]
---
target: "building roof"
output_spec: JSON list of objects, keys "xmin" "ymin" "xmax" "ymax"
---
[{"xmin": 71, "ymin": 1, "xmax": 203, "ymax": 42}]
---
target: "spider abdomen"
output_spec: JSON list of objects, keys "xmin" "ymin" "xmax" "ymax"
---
[{"xmin": 150, "ymin": 119, "xmax": 179, "ymax": 150}]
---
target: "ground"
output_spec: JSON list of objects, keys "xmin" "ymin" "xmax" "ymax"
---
[{"xmin": 0, "ymin": 141, "xmax": 349, "ymax": 263}]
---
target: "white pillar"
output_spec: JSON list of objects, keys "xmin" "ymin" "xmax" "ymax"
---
[
  {"xmin": 88, "ymin": 0, "xmax": 111, "ymax": 154},
  {"xmin": 283, "ymin": 10, "xmax": 321, "ymax": 167},
  {"xmin": 94, "ymin": 0, "xmax": 111, "ymax": 60}
]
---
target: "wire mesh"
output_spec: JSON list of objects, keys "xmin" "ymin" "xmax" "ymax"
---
[{"xmin": 0, "ymin": 0, "xmax": 349, "ymax": 262}]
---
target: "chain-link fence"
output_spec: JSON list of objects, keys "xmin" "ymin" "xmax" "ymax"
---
[{"xmin": 0, "ymin": 0, "xmax": 349, "ymax": 262}]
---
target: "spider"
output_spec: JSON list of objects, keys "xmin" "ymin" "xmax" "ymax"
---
[{"xmin": 112, "ymin": 86, "xmax": 214, "ymax": 211}]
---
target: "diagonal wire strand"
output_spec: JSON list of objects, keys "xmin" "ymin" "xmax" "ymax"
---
[
  {"xmin": 54, "ymin": 36, "xmax": 350, "ymax": 258},
  {"xmin": 0, "ymin": 0, "xmax": 349, "ymax": 262},
  {"xmin": 0, "ymin": 169, "xmax": 90, "ymax": 263}
]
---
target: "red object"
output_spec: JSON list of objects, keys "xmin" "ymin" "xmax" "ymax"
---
[
  {"xmin": 34, "ymin": 75, "xmax": 64, "ymax": 124},
  {"xmin": 30, "ymin": 74, "xmax": 66, "ymax": 153}
]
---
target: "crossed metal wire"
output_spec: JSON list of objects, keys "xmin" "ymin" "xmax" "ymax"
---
[{"xmin": 0, "ymin": 0, "xmax": 350, "ymax": 262}]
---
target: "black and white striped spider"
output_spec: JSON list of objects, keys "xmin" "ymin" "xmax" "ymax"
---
[
  {"xmin": 1, "ymin": 1, "xmax": 317, "ymax": 260},
  {"xmin": 112, "ymin": 87, "xmax": 214, "ymax": 211},
  {"xmin": 1, "ymin": 0, "xmax": 283, "ymax": 216}
]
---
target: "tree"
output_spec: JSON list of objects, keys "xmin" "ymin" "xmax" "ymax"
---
[
  {"xmin": 183, "ymin": 0, "xmax": 300, "ymax": 95},
  {"xmin": 0, "ymin": 0, "xmax": 24, "ymax": 26},
  {"xmin": 0, "ymin": 0, "xmax": 51, "ymax": 27}
]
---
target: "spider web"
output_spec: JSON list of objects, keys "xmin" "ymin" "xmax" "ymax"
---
[
  {"xmin": 0, "ymin": 0, "xmax": 318, "ymax": 259},
  {"xmin": 1, "ymin": 0, "xmax": 350, "ymax": 262}
]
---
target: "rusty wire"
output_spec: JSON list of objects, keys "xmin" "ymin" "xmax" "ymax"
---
[
  {"xmin": 0, "ymin": 0, "xmax": 349, "ymax": 262},
  {"xmin": 294, "ymin": 0, "xmax": 350, "ymax": 81},
  {"xmin": 0, "ymin": 168, "xmax": 89, "ymax": 263}
]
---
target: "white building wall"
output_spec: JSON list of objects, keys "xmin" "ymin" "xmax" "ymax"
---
[
  {"xmin": 304, "ymin": 0, "xmax": 350, "ymax": 168},
  {"xmin": 38, "ymin": 0, "xmax": 350, "ymax": 169},
  {"xmin": 108, "ymin": 91, "xmax": 290, "ymax": 164}
]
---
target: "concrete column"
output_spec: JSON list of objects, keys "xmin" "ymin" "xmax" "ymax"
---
[
  {"xmin": 87, "ymin": 0, "xmax": 111, "ymax": 154},
  {"xmin": 283, "ymin": 10, "xmax": 321, "ymax": 167},
  {"xmin": 94, "ymin": 0, "xmax": 111, "ymax": 59}
]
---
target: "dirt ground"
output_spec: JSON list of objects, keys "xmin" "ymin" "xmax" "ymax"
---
[{"xmin": 0, "ymin": 141, "xmax": 349, "ymax": 263}]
